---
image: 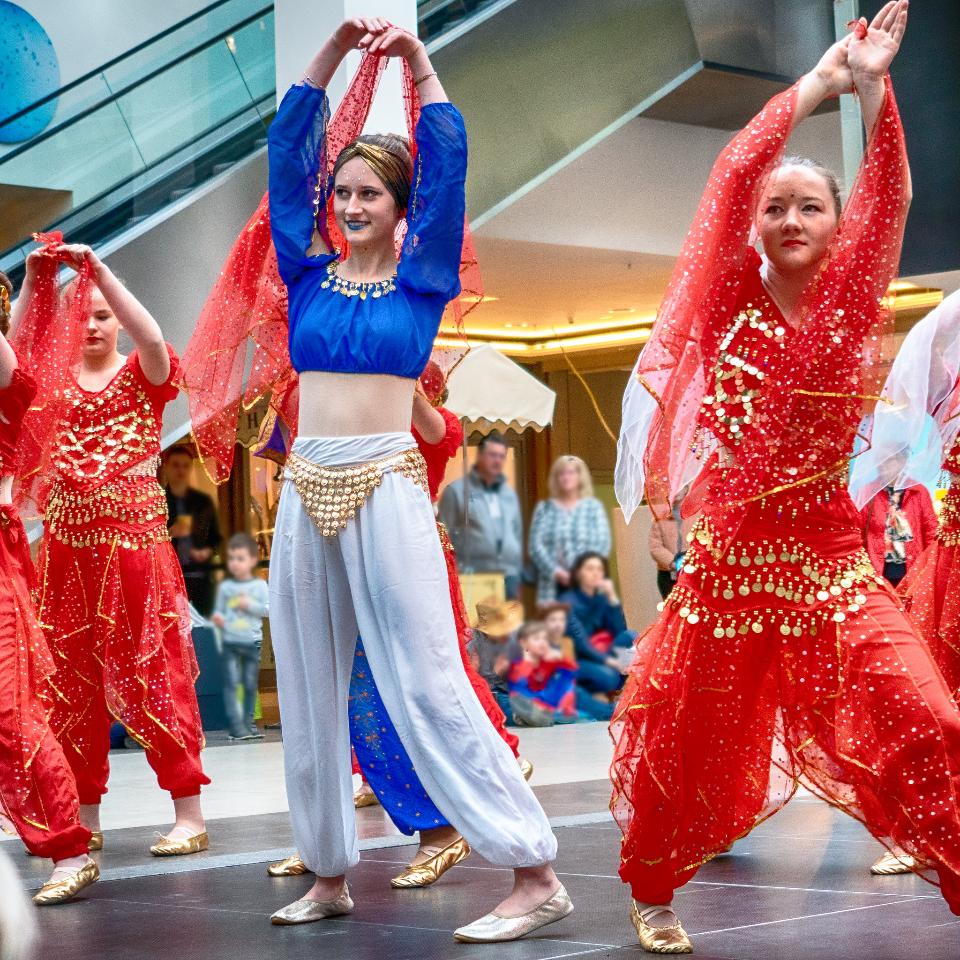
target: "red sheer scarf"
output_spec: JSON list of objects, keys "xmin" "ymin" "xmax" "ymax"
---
[
  {"xmin": 11, "ymin": 232, "xmax": 91, "ymax": 514},
  {"xmin": 619, "ymin": 77, "xmax": 907, "ymax": 549},
  {"xmin": 180, "ymin": 52, "xmax": 481, "ymax": 483}
]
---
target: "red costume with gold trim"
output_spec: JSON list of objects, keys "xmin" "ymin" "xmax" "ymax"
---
[
  {"xmin": 898, "ymin": 436, "xmax": 960, "ymax": 699},
  {"xmin": 34, "ymin": 346, "xmax": 209, "ymax": 804},
  {"xmin": 0, "ymin": 360, "xmax": 90, "ymax": 859},
  {"xmin": 612, "ymin": 78, "xmax": 960, "ymax": 913}
]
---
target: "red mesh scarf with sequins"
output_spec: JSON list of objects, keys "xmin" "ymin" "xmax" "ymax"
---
[
  {"xmin": 11, "ymin": 232, "xmax": 91, "ymax": 514},
  {"xmin": 624, "ymin": 78, "xmax": 906, "ymax": 548},
  {"xmin": 180, "ymin": 51, "xmax": 481, "ymax": 483}
]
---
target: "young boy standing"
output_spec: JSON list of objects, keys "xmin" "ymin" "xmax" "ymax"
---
[{"xmin": 211, "ymin": 534, "xmax": 268, "ymax": 740}]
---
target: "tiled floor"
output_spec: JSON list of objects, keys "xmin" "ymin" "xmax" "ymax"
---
[{"xmin": 9, "ymin": 724, "xmax": 960, "ymax": 959}]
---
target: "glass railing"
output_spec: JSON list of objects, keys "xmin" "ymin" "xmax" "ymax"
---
[
  {"xmin": 417, "ymin": 0, "xmax": 504, "ymax": 42},
  {"xmin": 0, "ymin": 0, "xmax": 270, "ymax": 144},
  {"xmin": 0, "ymin": 6, "xmax": 275, "ymax": 275}
]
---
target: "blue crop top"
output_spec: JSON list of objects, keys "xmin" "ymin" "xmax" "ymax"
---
[{"xmin": 267, "ymin": 83, "xmax": 467, "ymax": 378}]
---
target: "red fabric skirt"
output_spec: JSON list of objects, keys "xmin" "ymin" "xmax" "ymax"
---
[
  {"xmin": 35, "ymin": 529, "xmax": 205, "ymax": 760},
  {"xmin": 611, "ymin": 481, "xmax": 960, "ymax": 912},
  {"xmin": 0, "ymin": 505, "xmax": 89, "ymax": 859},
  {"xmin": 898, "ymin": 483, "xmax": 960, "ymax": 698}
]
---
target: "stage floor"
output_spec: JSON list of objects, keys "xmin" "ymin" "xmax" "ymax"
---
[{"xmin": 8, "ymin": 725, "xmax": 959, "ymax": 959}]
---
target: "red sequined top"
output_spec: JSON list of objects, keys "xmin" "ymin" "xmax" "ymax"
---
[
  {"xmin": 44, "ymin": 345, "xmax": 180, "ymax": 549},
  {"xmin": 0, "ymin": 361, "xmax": 37, "ymax": 476},
  {"xmin": 413, "ymin": 405, "xmax": 463, "ymax": 503},
  {"xmin": 695, "ymin": 253, "xmax": 866, "ymax": 516}
]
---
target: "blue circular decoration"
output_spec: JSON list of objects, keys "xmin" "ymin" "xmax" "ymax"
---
[{"xmin": 0, "ymin": 2, "xmax": 60, "ymax": 143}]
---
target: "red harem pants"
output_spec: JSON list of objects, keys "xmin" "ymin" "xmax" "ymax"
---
[
  {"xmin": 0, "ymin": 506, "xmax": 90, "ymax": 859},
  {"xmin": 612, "ymin": 587, "xmax": 960, "ymax": 914},
  {"xmin": 36, "ymin": 533, "xmax": 209, "ymax": 804}
]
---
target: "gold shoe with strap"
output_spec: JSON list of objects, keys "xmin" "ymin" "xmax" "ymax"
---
[
  {"xmin": 268, "ymin": 854, "xmax": 310, "ymax": 877},
  {"xmin": 150, "ymin": 831, "xmax": 209, "ymax": 857},
  {"xmin": 353, "ymin": 789, "xmax": 380, "ymax": 809},
  {"xmin": 391, "ymin": 836, "xmax": 470, "ymax": 889},
  {"xmin": 631, "ymin": 903, "xmax": 693, "ymax": 954},
  {"xmin": 519, "ymin": 757, "xmax": 534, "ymax": 781},
  {"xmin": 33, "ymin": 861, "xmax": 100, "ymax": 906},
  {"xmin": 89, "ymin": 831, "xmax": 104, "ymax": 852},
  {"xmin": 871, "ymin": 850, "xmax": 917, "ymax": 875}
]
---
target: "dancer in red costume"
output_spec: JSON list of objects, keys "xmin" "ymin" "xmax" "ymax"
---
[
  {"xmin": 849, "ymin": 288, "xmax": 960, "ymax": 876},
  {"xmin": 612, "ymin": 5, "xmax": 960, "ymax": 952},
  {"xmin": 0, "ymin": 272, "xmax": 96, "ymax": 905},
  {"xmin": 16, "ymin": 238, "xmax": 210, "ymax": 857}
]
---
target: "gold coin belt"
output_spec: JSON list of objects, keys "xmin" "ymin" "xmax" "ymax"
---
[
  {"xmin": 45, "ymin": 474, "xmax": 170, "ymax": 550},
  {"xmin": 659, "ymin": 517, "xmax": 883, "ymax": 640},
  {"xmin": 286, "ymin": 448, "xmax": 428, "ymax": 537},
  {"xmin": 938, "ymin": 483, "xmax": 960, "ymax": 547}
]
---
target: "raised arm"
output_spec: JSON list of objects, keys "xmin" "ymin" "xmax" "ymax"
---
[
  {"xmin": 56, "ymin": 243, "xmax": 169, "ymax": 386},
  {"xmin": 848, "ymin": 1, "xmax": 911, "ymax": 196},
  {"xmin": 411, "ymin": 386, "xmax": 447, "ymax": 444}
]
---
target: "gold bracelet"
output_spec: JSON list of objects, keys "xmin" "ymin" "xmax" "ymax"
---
[
  {"xmin": 302, "ymin": 74, "xmax": 323, "ymax": 89},
  {"xmin": 414, "ymin": 70, "xmax": 437, "ymax": 86}
]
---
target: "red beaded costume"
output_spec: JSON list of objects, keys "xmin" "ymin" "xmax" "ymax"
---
[
  {"xmin": 898, "ymin": 436, "xmax": 960, "ymax": 699},
  {"xmin": 29, "ymin": 330, "xmax": 208, "ymax": 804},
  {"xmin": 612, "ymin": 77, "xmax": 960, "ymax": 913},
  {"xmin": 0, "ymin": 360, "xmax": 90, "ymax": 860}
]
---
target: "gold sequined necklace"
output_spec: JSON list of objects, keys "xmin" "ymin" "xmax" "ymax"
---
[{"xmin": 320, "ymin": 260, "xmax": 397, "ymax": 300}]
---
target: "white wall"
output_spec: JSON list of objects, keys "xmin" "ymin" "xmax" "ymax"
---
[
  {"xmin": 274, "ymin": 0, "xmax": 416, "ymax": 133},
  {"xmin": 478, "ymin": 111, "xmax": 844, "ymax": 259}
]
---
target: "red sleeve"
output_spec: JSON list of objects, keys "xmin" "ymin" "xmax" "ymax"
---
[{"xmin": 129, "ymin": 342, "xmax": 180, "ymax": 409}]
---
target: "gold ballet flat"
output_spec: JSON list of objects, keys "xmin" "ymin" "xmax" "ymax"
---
[
  {"xmin": 270, "ymin": 885, "xmax": 353, "ymax": 925},
  {"xmin": 33, "ymin": 860, "xmax": 100, "ymax": 906},
  {"xmin": 268, "ymin": 854, "xmax": 310, "ymax": 877},
  {"xmin": 353, "ymin": 789, "xmax": 380, "ymax": 809},
  {"xmin": 519, "ymin": 757, "xmax": 534, "ymax": 781},
  {"xmin": 871, "ymin": 850, "xmax": 917, "ymax": 875},
  {"xmin": 150, "ymin": 831, "xmax": 209, "ymax": 857},
  {"xmin": 453, "ymin": 884, "xmax": 573, "ymax": 942},
  {"xmin": 391, "ymin": 836, "xmax": 470, "ymax": 889},
  {"xmin": 631, "ymin": 903, "xmax": 693, "ymax": 954}
]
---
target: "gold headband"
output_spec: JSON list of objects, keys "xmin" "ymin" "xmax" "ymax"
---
[{"xmin": 337, "ymin": 141, "xmax": 411, "ymax": 210}]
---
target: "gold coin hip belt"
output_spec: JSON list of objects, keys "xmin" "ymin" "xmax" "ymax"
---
[{"xmin": 286, "ymin": 448, "xmax": 429, "ymax": 538}]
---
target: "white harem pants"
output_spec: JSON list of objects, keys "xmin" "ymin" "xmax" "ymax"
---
[{"xmin": 270, "ymin": 433, "xmax": 558, "ymax": 876}]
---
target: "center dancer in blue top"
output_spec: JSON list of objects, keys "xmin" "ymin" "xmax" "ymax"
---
[{"xmin": 262, "ymin": 17, "xmax": 568, "ymax": 942}]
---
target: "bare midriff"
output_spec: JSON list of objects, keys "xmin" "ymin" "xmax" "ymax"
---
[{"xmin": 297, "ymin": 371, "xmax": 416, "ymax": 438}]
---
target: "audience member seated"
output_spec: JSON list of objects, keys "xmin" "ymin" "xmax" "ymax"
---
[
  {"xmin": 467, "ymin": 596, "xmax": 523, "ymax": 725},
  {"xmin": 507, "ymin": 621, "xmax": 578, "ymax": 726},
  {"xmin": 558, "ymin": 552, "xmax": 636, "ymax": 696},
  {"xmin": 539, "ymin": 601, "xmax": 615, "ymax": 721}
]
